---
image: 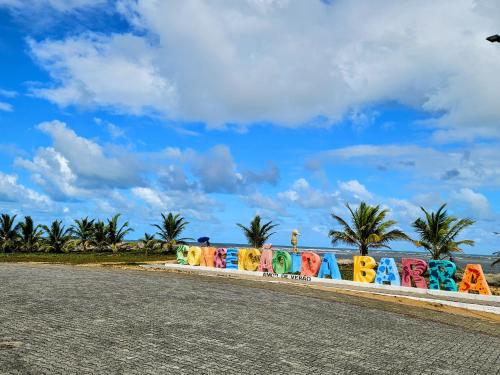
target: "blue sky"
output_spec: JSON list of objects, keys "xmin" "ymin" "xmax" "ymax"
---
[{"xmin": 1, "ymin": 0, "xmax": 499, "ymax": 254}]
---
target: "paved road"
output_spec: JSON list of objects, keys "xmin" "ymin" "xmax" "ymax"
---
[{"xmin": 1, "ymin": 264, "xmax": 499, "ymax": 375}]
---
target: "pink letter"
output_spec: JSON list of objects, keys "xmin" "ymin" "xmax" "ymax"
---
[{"xmin": 401, "ymin": 258, "xmax": 427, "ymax": 288}]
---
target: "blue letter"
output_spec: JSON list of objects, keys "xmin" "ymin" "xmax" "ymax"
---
[
  {"xmin": 428, "ymin": 260, "xmax": 457, "ymax": 291},
  {"xmin": 374, "ymin": 258, "xmax": 400, "ymax": 286},
  {"xmin": 290, "ymin": 253, "xmax": 301, "ymax": 273},
  {"xmin": 318, "ymin": 253, "xmax": 342, "ymax": 280},
  {"xmin": 226, "ymin": 248, "xmax": 239, "ymax": 270}
]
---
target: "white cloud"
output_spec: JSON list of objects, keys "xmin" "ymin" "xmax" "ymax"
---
[
  {"xmin": 338, "ymin": 179, "xmax": 373, "ymax": 200},
  {"xmin": 15, "ymin": 120, "xmax": 145, "ymax": 199},
  {"xmin": 278, "ymin": 178, "xmax": 341, "ymax": 209},
  {"xmin": 185, "ymin": 145, "xmax": 278, "ymax": 193},
  {"xmin": 0, "ymin": 102, "xmax": 13, "ymax": 112},
  {"xmin": 309, "ymin": 143, "xmax": 500, "ymax": 188},
  {"xmin": 0, "ymin": 0, "xmax": 106, "ymax": 12},
  {"xmin": 0, "ymin": 172, "xmax": 51, "ymax": 207},
  {"xmin": 244, "ymin": 192, "xmax": 287, "ymax": 216},
  {"xmin": 450, "ymin": 188, "xmax": 492, "ymax": 220},
  {"xmin": 131, "ymin": 187, "xmax": 217, "ymax": 220},
  {"xmin": 28, "ymin": 34, "xmax": 177, "ymax": 116},
  {"xmin": 22, "ymin": 0, "xmax": 500, "ymax": 139}
]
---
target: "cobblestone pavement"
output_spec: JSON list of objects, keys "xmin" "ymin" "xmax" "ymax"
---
[{"xmin": 1, "ymin": 264, "xmax": 499, "ymax": 375}]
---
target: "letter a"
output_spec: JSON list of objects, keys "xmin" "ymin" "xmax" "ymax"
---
[
  {"xmin": 317, "ymin": 253, "xmax": 342, "ymax": 280},
  {"xmin": 374, "ymin": 257, "xmax": 400, "ymax": 286},
  {"xmin": 459, "ymin": 264, "xmax": 491, "ymax": 295}
]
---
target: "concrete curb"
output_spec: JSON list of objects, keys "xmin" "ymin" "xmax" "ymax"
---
[{"xmin": 141, "ymin": 263, "xmax": 500, "ymax": 315}]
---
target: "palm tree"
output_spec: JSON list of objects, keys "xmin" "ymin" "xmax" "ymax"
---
[
  {"xmin": 0, "ymin": 214, "xmax": 19, "ymax": 253},
  {"xmin": 141, "ymin": 233, "xmax": 158, "ymax": 256},
  {"xmin": 237, "ymin": 215, "xmax": 278, "ymax": 249},
  {"xmin": 106, "ymin": 214, "xmax": 133, "ymax": 253},
  {"xmin": 152, "ymin": 213, "xmax": 192, "ymax": 253},
  {"xmin": 93, "ymin": 220, "xmax": 109, "ymax": 252},
  {"xmin": 412, "ymin": 204, "xmax": 475, "ymax": 260},
  {"xmin": 70, "ymin": 217, "xmax": 95, "ymax": 252},
  {"xmin": 41, "ymin": 220, "xmax": 71, "ymax": 253},
  {"xmin": 329, "ymin": 202, "xmax": 410, "ymax": 256},
  {"xmin": 18, "ymin": 216, "xmax": 43, "ymax": 252}
]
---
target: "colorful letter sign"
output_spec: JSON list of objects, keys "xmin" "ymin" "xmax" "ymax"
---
[
  {"xmin": 187, "ymin": 246, "xmax": 202, "ymax": 266},
  {"xmin": 459, "ymin": 264, "xmax": 491, "ymax": 295},
  {"xmin": 401, "ymin": 258, "xmax": 427, "ymax": 288},
  {"xmin": 353, "ymin": 256, "xmax": 376, "ymax": 283},
  {"xmin": 175, "ymin": 246, "xmax": 493, "ymax": 298},
  {"xmin": 317, "ymin": 253, "xmax": 342, "ymax": 280},
  {"xmin": 258, "ymin": 249, "xmax": 274, "ymax": 272},
  {"xmin": 375, "ymin": 257, "xmax": 400, "ymax": 286},
  {"xmin": 214, "ymin": 248, "xmax": 227, "ymax": 268},
  {"xmin": 272, "ymin": 251, "xmax": 292, "ymax": 274},
  {"xmin": 300, "ymin": 252, "xmax": 321, "ymax": 277},
  {"xmin": 428, "ymin": 260, "xmax": 457, "ymax": 292}
]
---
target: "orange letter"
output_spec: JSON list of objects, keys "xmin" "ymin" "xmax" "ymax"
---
[
  {"xmin": 459, "ymin": 264, "xmax": 492, "ymax": 295},
  {"xmin": 200, "ymin": 247, "xmax": 216, "ymax": 267},
  {"xmin": 353, "ymin": 256, "xmax": 376, "ymax": 283},
  {"xmin": 300, "ymin": 252, "xmax": 321, "ymax": 277}
]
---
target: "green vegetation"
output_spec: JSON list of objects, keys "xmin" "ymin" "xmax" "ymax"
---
[
  {"xmin": 329, "ymin": 202, "xmax": 410, "ymax": 256},
  {"xmin": 412, "ymin": 204, "xmax": 475, "ymax": 260},
  {"xmin": 152, "ymin": 213, "xmax": 192, "ymax": 253},
  {"xmin": 141, "ymin": 233, "xmax": 159, "ymax": 256},
  {"xmin": 237, "ymin": 215, "xmax": 278, "ymax": 249},
  {"xmin": 0, "ymin": 204, "xmax": 488, "ymax": 262},
  {"xmin": 18, "ymin": 216, "xmax": 43, "ymax": 252},
  {"xmin": 0, "ymin": 214, "xmax": 19, "ymax": 253},
  {"xmin": 41, "ymin": 220, "xmax": 72, "ymax": 253},
  {"xmin": 0, "ymin": 212, "xmax": 190, "ymax": 257},
  {"xmin": 0, "ymin": 252, "xmax": 175, "ymax": 264}
]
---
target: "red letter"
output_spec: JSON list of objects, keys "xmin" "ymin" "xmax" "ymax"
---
[
  {"xmin": 300, "ymin": 252, "xmax": 321, "ymax": 277},
  {"xmin": 401, "ymin": 258, "xmax": 427, "ymax": 288}
]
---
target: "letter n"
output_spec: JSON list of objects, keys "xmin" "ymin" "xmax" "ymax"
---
[{"xmin": 200, "ymin": 247, "xmax": 216, "ymax": 267}]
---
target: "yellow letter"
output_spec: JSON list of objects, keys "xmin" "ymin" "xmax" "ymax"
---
[
  {"xmin": 187, "ymin": 246, "xmax": 202, "ymax": 266},
  {"xmin": 353, "ymin": 256, "xmax": 376, "ymax": 283}
]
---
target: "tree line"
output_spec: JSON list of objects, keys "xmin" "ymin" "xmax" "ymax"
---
[
  {"xmin": 0, "ymin": 213, "xmax": 190, "ymax": 254},
  {"xmin": 0, "ymin": 202, "xmax": 494, "ymax": 262}
]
